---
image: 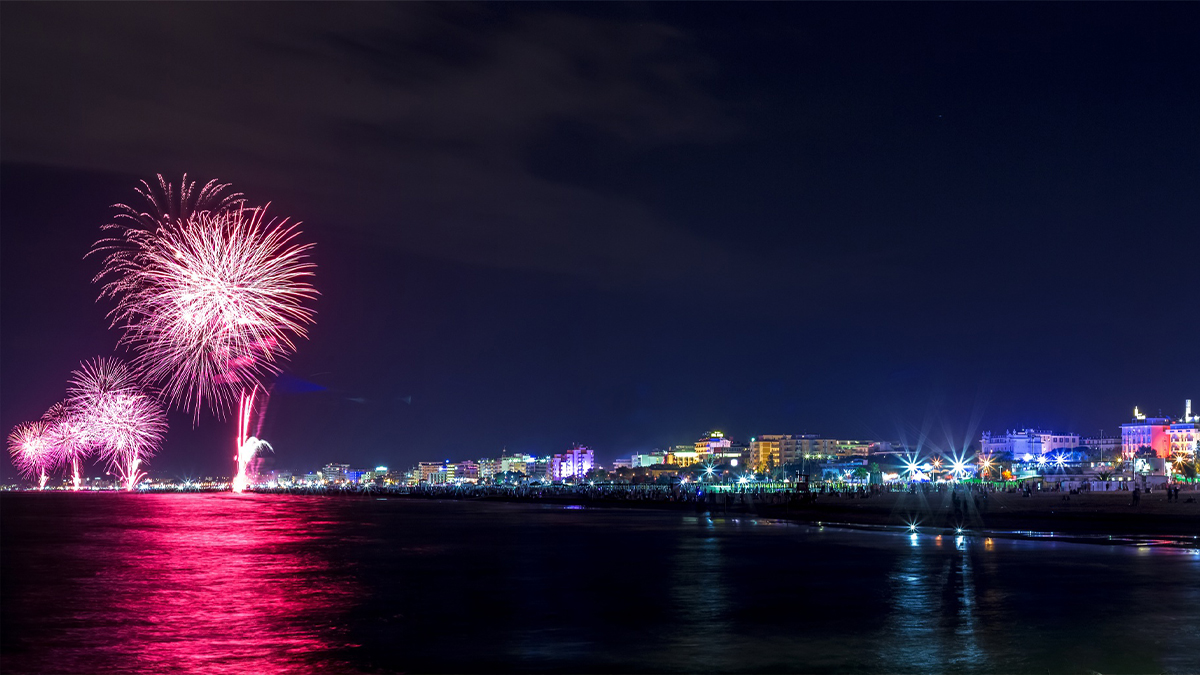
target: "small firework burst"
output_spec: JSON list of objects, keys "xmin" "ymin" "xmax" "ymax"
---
[
  {"xmin": 7, "ymin": 420, "xmax": 58, "ymax": 489},
  {"xmin": 68, "ymin": 357, "xmax": 167, "ymax": 490},
  {"xmin": 42, "ymin": 401, "xmax": 92, "ymax": 490}
]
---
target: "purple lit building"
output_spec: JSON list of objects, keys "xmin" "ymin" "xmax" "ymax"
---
[{"xmin": 550, "ymin": 445, "xmax": 594, "ymax": 481}]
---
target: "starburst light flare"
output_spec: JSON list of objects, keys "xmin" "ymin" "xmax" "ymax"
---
[
  {"xmin": 8, "ymin": 421, "xmax": 58, "ymax": 489},
  {"xmin": 68, "ymin": 357, "xmax": 167, "ymax": 491}
]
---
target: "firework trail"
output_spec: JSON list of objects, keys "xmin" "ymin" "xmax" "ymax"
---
[
  {"xmin": 232, "ymin": 386, "xmax": 274, "ymax": 493},
  {"xmin": 7, "ymin": 421, "xmax": 58, "ymax": 489},
  {"xmin": 42, "ymin": 401, "xmax": 91, "ymax": 490},
  {"xmin": 92, "ymin": 176, "xmax": 316, "ymax": 491},
  {"xmin": 68, "ymin": 358, "xmax": 167, "ymax": 491}
]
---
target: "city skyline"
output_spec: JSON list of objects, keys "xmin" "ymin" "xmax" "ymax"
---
[{"xmin": 3, "ymin": 4, "xmax": 1197, "ymax": 476}]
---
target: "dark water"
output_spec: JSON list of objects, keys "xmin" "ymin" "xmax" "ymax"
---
[{"xmin": 2, "ymin": 494, "xmax": 1197, "ymax": 674}]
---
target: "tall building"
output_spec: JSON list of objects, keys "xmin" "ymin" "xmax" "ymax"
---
[
  {"xmin": 477, "ymin": 458, "xmax": 498, "ymax": 481},
  {"xmin": 551, "ymin": 445, "xmax": 594, "ymax": 481},
  {"xmin": 748, "ymin": 436, "xmax": 782, "ymax": 472},
  {"xmin": 1121, "ymin": 407, "xmax": 1172, "ymax": 459}
]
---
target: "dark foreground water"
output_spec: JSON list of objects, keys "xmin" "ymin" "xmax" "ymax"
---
[{"xmin": 2, "ymin": 494, "xmax": 1197, "ymax": 674}]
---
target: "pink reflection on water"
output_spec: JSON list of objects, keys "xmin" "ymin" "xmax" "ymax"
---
[{"xmin": 83, "ymin": 494, "xmax": 361, "ymax": 674}]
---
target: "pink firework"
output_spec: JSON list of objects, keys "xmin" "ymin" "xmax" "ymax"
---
[
  {"xmin": 93, "ymin": 185, "xmax": 316, "ymax": 417},
  {"xmin": 68, "ymin": 357, "xmax": 167, "ymax": 491},
  {"xmin": 7, "ymin": 420, "xmax": 58, "ymax": 489},
  {"xmin": 42, "ymin": 401, "xmax": 92, "ymax": 490}
]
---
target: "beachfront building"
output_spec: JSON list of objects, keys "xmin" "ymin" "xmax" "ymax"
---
[
  {"xmin": 417, "ymin": 461, "xmax": 444, "ymax": 483},
  {"xmin": 632, "ymin": 450, "xmax": 669, "ymax": 467},
  {"xmin": 979, "ymin": 430, "xmax": 1081, "ymax": 460},
  {"xmin": 667, "ymin": 445, "xmax": 699, "ymax": 467},
  {"xmin": 1121, "ymin": 407, "xmax": 1172, "ymax": 459},
  {"xmin": 1080, "ymin": 435, "xmax": 1120, "ymax": 459},
  {"xmin": 476, "ymin": 458, "xmax": 498, "ymax": 481},
  {"xmin": 498, "ymin": 453, "xmax": 533, "ymax": 476},
  {"xmin": 749, "ymin": 436, "xmax": 782, "ymax": 472},
  {"xmin": 1168, "ymin": 400, "xmax": 1197, "ymax": 461},
  {"xmin": 321, "ymin": 463, "xmax": 350, "ymax": 483},
  {"xmin": 550, "ymin": 445, "xmax": 594, "ymax": 481},
  {"xmin": 694, "ymin": 431, "xmax": 746, "ymax": 465}
]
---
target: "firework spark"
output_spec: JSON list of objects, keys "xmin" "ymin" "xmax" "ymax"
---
[
  {"xmin": 231, "ymin": 385, "xmax": 274, "ymax": 493},
  {"xmin": 92, "ymin": 176, "xmax": 316, "ymax": 491},
  {"xmin": 42, "ymin": 401, "xmax": 91, "ymax": 490},
  {"xmin": 7, "ymin": 421, "xmax": 58, "ymax": 489},
  {"xmin": 68, "ymin": 357, "xmax": 167, "ymax": 491},
  {"xmin": 94, "ymin": 188, "xmax": 316, "ymax": 416}
]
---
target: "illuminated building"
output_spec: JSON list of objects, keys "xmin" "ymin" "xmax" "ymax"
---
[
  {"xmin": 611, "ymin": 456, "xmax": 633, "ymax": 469},
  {"xmin": 498, "ymin": 453, "xmax": 533, "ymax": 475},
  {"xmin": 1121, "ymin": 407, "xmax": 1172, "ymax": 459},
  {"xmin": 321, "ymin": 463, "xmax": 350, "ymax": 483},
  {"xmin": 1168, "ymin": 399, "xmax": 1197, "ymax": 460},
  {"xmin": 550, "ymin": 445, "xmax": 594, "ymax": 481},
  {"xmin": 692, "ymin": 431, "xmax": 745, "ymax": 465},
  {"xmin": 527, "ymin": 456, "xmax": 550, "ymax": 481},
  {"xmin": 979, "ymin": 430, "xmax": 1080, "ymax": 459},
  {"xmin": 749, "ymin": 436, "xmax": 781, "ymax": 472},
  {"xmin": 666, "ymin": 445, "xmax": 698, "ymax": 467},
  {"xmin": 477, "ymin": 458, "xmax": 498, "ymax": 481},
  {"xmin": 449, "ymin": 461, "xmax": 479, "ymax": 483},
  {"xmin": 829, "ymin": 440, "xmax": 873, "ymax": 458},
  {"xmin": 417, "ymin": 461, "xmax": 444, "ymax": 482},
  {"xmin": 632, "ymin": 450, "xmax": 668, "ymax": 467}
]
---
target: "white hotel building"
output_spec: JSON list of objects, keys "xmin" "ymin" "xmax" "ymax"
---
[{"xmin": 979, "ymin": 429, "xmax": 1080, "ymax": 459}]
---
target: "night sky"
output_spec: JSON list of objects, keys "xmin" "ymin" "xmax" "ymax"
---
[{"xmin": 2, "ymin": 3, "xmax": 1197, "ymax": 478}]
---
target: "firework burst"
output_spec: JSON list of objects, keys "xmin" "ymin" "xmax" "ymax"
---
[
  {"xmin": 42, "ymin": 401, "xmax": 91, "ymax": 490},
  {"xmin": 94, "ymin": 186, "xmax": 316, "ymax": 416},
  {"xmin": 68, "ymin": 357, "xmax": 167, "ymax": 491},
  {"xmin": 8, "ymin": 421, "xmax": 58, "ymax": 489}
]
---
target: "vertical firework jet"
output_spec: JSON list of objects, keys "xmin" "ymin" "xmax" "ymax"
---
[
  {"xmin": 68, "ymin": 358, "xmax": 167, "ymax": 491},
  {"xmin": 42, "ymin": 402, "xmax": 91, "ymax": 490},
  {"xmin": 92, "ymin": 176, "xmax": 317, "ymax": 492},
  {"xmin": 7, "ymin": 421, "xmax": 58, "ymax": 489}
]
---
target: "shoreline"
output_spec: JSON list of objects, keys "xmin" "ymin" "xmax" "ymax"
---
[
  {"xmin": 425, "ymin": 489, "xmax": 1200, "ymax": 540},
  {"xmin": 4, "ymin": 488, "xmax": 1197, "ymax": 540}
]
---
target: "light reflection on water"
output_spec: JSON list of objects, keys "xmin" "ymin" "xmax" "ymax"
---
[{"xmin": 2, "ymin": 494, "xmax": 1198, "ymax": 674}]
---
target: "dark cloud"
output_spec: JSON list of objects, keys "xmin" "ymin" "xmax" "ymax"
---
[{"xmin": 2, "ymin": 4, "xmax": 737, "ymax": 284}]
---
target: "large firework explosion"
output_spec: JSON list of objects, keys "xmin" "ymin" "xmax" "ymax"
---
[
  {"xmin": 7, "ymin": 420, "xmax": 58, "ymax": 489},
  {"xmin": 68, "ymin": 357, "xmax": 168, "ymax": 491},
  {"xmin": 42, "ymin": 401, "xmax": 91, "ymax": 490},
  {"xmin": 92, "ymin": 175, "xmax": 316, "ymax": 491}
]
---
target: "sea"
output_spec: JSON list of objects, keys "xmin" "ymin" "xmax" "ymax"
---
[{"xmin": 2, "ymin": 493, "xmax": 1197, "ymax": 674}]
